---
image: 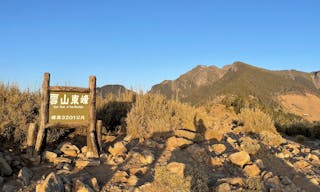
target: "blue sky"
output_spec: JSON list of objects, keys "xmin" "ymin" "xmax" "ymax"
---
[{"xmin": 0, "ymin": 1, "xmax": 319, "ymax": 91}]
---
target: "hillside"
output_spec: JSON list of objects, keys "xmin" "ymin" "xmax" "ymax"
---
[
  {"xmin": 97, "ymin": 85, "xmax": 131, "ymax": 98},
  {"xmin": 151, "ymin": 62, "xmax": 320, "ymax": 120}
]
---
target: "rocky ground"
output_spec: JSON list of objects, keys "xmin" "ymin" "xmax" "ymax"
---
[{"xmin": 1, "ymin": 127, "xmax": 320, "ymax": 192}]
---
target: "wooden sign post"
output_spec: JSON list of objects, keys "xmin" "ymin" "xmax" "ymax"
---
[{"xmin": 35, "ymin": 73, "xmax": 99, "ymax": 158}]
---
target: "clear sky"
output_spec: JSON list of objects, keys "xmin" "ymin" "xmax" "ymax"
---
[{"xmin": 0, "ymin": 1, "xmax": 319, "ymax": 91}]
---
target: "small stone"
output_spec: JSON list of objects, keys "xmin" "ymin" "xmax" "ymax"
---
[
  {"xmin": 166, "ymin": 136, "xmax": 193, "ymax": 151},
  {"xmin": 211, "ymin": 144, "xmax": 226, "ymax": 155},
  {"xmin": 216, "ymin": 183, "xmax": 231, "ymax": 192},
  {"xmin": 243, "ymin": 164, "xmax": 260, "ymax": 177},
  {"xmin": 127, "ymin": 175, "xmax": 138, "ymax": 186},
  {"xmin": 210, "ymin": 157, "xmax": 224, "ymax": 167},
  {"xmin": 74, "ymin": 179, "xmax": 95, "ymax": 192},
  {"xmin": 108, "ymin": 142, "xmax": 127, "ymax": 156},
  {"xmin": 129, "ymin": 167, "xmax": 148, "ymax": 176},
  {"xmin": 166, "ymin": 162, "xmax": 185, "ymax": 178},
  {"xmin": 227, "ymin": 177, "xmax": 244, "ymax": 186},
  {"xmin": 255, "ymin": 159, "xmax": 265, "ymax": 169},
  {"xmin": 43, "ymin": 151, "xmax": 58, "ymax": 163},
  {"xmin": 89, "ymin": 177, "xmax": 100, "ymax": 192},
  {"xmin": 54, "ymin": 157, "xmax": 72, "ymax": 165},
  {"xmin": 306, "ymin": 153, "xmax": 319, "ymax": 161},
  {"xmin": 281, "ymin": 176, "xmax": 292, "ymax": 185},
  {"xmin": 81, "ymin": 146, "xmax": 88, "ymax": 154},
  {"xmin": 229, "ymin": 151, "xmax": 250, "ymax": 167},
  {"xmin": 63, "ymin": 163, "xmax": 73, "ymax": 171},
  {"xmin": 75, "ymin": 159, "xmax": 100, "ymax": 168},
  {"xmin": 293, "ymin": 160, "xmax": 310, "ymax": 169},
  {"xmin": 59, "ymin": 142, "xmax": 80, "ymax": 157},
  {"xmin": 240, "ymin": 136, "xmax": 260, "ymax": 155},
  {"xmin": 0, "ymin": 156, "xmax": 12, "ymax": 176},
  {"xmin": 140, "ymin": 150, "xmax": 154, "ymax": 165},
  {"xmin": 18, "ymin": 167, "xmax": 33, "ymax": 185}
]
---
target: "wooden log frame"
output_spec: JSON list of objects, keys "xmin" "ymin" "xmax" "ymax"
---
[{"xmin": 34, "ymin": 73, "xmax": 100, "ymax": 158}]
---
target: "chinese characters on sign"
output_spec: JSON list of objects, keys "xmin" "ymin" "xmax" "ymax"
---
[{"xmin": 48, "ymin": 91, "xmax": 90, "ymax": 123}]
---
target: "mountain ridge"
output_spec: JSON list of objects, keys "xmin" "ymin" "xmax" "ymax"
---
[{"xmin": 150, "ymin": 62, "xmax": 320, "ymax": 106}]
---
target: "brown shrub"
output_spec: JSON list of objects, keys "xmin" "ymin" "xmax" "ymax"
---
[
  {"xmin": 237, "ymin": 108, "xmax": 277, "ymax": 134},
  {"xmin": 0, "ymin": 84, "xmax": 40, "ymax": 143},
  {"xmin": 126, "ymin": 93, "xmax": 213, "ymax": 140}
]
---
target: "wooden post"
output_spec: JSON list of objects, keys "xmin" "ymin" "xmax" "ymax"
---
[
  {"xmin": 27, "ymin": 123, "xmax": 37, "ymax": 155},
  {"xmin": 97, "ymin": 120, "xmax": 103, "ymax": 153},
  {"xmin": 35, "ymin": 73, "xmax": 50, "ymax": 153},
  {"xmin": 87, "ymin": 76, "xmax": 99, "ymax": 158}
]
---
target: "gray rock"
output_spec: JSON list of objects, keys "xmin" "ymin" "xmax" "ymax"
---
[
  {"xmin": 2, "ymin": 184, "xmax": 18, "ymax": 192},
  {"xmin": 0, "ymin": 156, "xmax": 13, "ymax": 176},
  {"xmin": 18, "ymin": 167, "xmax": 33, "ymax": 185}
]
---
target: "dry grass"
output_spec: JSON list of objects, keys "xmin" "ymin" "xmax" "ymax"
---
[
  {"xmin": 126, "ymin": 93, "xmax": 214, "ymax": 140},
  {"xmin": 0, "ymin": 83, "xmax": 40, "ymax": 143},
  {"xmin": 237, "ymin": 108, "xmax": 277, "ymax": 134}
]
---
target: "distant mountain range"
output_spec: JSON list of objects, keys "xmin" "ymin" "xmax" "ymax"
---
[
  {"xmin": 98, "ymin": 62, "xmax": 320, "ymax": 120},
  {"xmin": 150, "ymin": 62, "xmax": 320, "ymax": 105}
]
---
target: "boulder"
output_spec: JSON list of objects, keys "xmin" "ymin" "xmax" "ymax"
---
[
  {"xmin": 229, "ymin": 151, "xmax": 250, "ymax": 167},
  {"xmin": 166, "ymin": 136, "xmax": 193, "ymax": 151},
  {"xmin": 108, "ymin": 142, "xmax": 127, "ymax": 156},
  {"xmin": 243, "ymin": 164, "xmax": 261, "ymax": 177},
  {"xmin": 59, "ymin": 142, "xmax": 80, "ymax": 157},
  {"xmin": 210, "ymin": 144, "xmax": 226, "ymax": 155},
  {"xmin": 166, "ymin": 162, "xmax": 185, "ymax": 178},
  {"xmin": 36, "ymin": 172, "xmax": 64, "ymax": 192},
  {"xmin": 18, "ymin": 167, "xmax": 33, "ymax": 185},
  {"xmin": 0, "ymin": 156, "xmax": 12, "ymax": 176}
]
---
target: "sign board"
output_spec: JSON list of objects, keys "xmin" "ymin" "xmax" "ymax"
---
[
  {"xmin": 49, "ymin": 91, "xmax": 90, "ymax": 123},
  {"xmin": 35, "ymin": 73, "xmax": 100, "ymax": 158}
]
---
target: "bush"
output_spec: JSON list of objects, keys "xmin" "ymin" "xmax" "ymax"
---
[
  {"xmin": 0, "ymin": 84, "xmax": 40, "ymax": 143},
  {"xmin": 96, "ymin": 91, "xmax": 135, "ymax": 133},
  {"xmin": 237, "ymin": 108, "xmax": 277, "ymax": 134},
  {"xmin": 126, "ymin": 93, "xmax": 213, "ymax": 140}
]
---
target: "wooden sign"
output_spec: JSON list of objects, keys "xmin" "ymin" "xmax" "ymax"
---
[
  {"xmin": 35, "ymin": 73, "xmax": 100, "ymax": 158},
  {"xmin": 49, "ymin": 91, "xmax": 90, "ymax": 123}
]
